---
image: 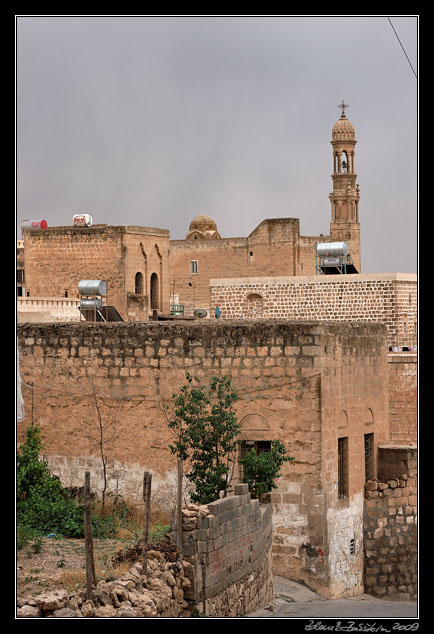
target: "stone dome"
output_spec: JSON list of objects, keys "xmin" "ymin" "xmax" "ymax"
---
[
  {"xmin": 332, "ymin": 113, "xmax": 355, "ymax": 141},
  {"xmin": 186, "ymin": 213, "xmax": 221, "ymax": 240}
]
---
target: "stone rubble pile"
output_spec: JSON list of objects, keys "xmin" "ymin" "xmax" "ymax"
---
[{"xmin": 17, "ymin": 549, "xmax": 195, "ymax": 618}]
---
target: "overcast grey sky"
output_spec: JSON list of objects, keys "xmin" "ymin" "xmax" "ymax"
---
[{"xmin": 16, "ymin": 15, "xmax": 418, "ymax": 274}]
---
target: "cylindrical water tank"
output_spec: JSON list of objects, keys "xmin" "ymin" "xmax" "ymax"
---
[
  {"xmin": 73, "ymin": 214, "xmax": 93, "ymax": 227},
  {"xmin": 80, "ymin": 298, "xmax": 103, "ymax": 310},
  {"xmin": 78, "ymin": 280, "xmax": 107, "ymax": 296},
  {"xmin": 316, "ymin": 242, "xmax": 348, "ymax": 257},
  {"xmin": 21, "ymin": 219, "xmax": 48, "ymax": 230}
]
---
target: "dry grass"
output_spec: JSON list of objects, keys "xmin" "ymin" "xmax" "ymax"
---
[{"xmin": 56, "ymin": 559, "xmax": 133, "ymax": 592}]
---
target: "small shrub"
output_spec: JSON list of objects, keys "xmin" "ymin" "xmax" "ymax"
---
[
  {"xmin": 149, "ymin": 523, "xmax": 171, "ymax": 544},
  {"xmin": 30, "ymin": 535, "xmax": 44, "ymax": 554},
  {"xmin": 240, "ymin": 439, "xmax": 294, "ymax": 499},
  {"xmin": 17, "ymin": 525, "xmax": 39, "ymax": 551}
]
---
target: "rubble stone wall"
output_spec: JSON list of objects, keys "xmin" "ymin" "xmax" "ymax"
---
[{"xmin": 363, "ymin": 446, "xmax": 417, "ymax": 600}]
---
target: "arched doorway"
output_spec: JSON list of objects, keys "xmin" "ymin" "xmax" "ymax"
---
[{"xmin": 150, "ymin": 273, "xmax": 159, "ymax": 310}]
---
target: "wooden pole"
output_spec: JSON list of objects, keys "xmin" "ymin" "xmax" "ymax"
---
[
  {"xmin": 84, "ymin": 471, "xmax": 96, "ymax": 600},
  {"xmin": 177, "ymin": 457, "xmax": 183, "ymax": 553},
  {"xmin": 142, "ymin": 471, "xmax": 152, "ymax": 582}
]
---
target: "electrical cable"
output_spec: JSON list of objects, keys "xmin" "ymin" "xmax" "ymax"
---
[{"xmin": 387, "ymin": 17, "xmax": 417, "ymax": 79}]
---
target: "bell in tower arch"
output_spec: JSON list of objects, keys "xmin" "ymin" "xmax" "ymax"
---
[{"xmin": 341, "ymin": 151, "xmax": 349, "ymax": 173}]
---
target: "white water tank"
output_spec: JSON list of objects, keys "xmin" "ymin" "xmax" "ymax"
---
[
  {"xmin": 78, "ymin": 280, "xmax": 107, "ymax": 296},
  {"xmin": 21, "ymin": 219, "xmax": 48, "ymax": 230},
  {"xmin": 316, "ymin": 242, "xmax": 348, "ymax": 257},
  {"xmin": 80, "ymin": 298, "xmax": 103, "ymax": 309},
  {"xmin": 73, "ymin": 214, "xmax": 93, "ymax": 227}
]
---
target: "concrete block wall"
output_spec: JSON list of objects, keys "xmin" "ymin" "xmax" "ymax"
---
[{"xmin": 181, "ymin": 484, "xmax": 274, "ymax": 617}]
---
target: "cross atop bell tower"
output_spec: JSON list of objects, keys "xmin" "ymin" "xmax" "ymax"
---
[
  {"xmin": 337, "ymin": 99, "xmax": 349, "ymax": 116},
  {"xmin": 329, "ymin": 103, "xmax": 361, "ymax": 272}
]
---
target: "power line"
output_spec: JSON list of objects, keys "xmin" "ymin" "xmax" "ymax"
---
[{"xmin": 387, "ymin": 17, "xmax": 417, "ymax": 79}]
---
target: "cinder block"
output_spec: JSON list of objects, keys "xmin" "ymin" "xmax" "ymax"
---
[{"xmin": 234, "ymin": 483, "xmax": 249, "ymax": 496}]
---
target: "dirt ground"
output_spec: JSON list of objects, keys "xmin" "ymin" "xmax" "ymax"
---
[{"xmin": 17, "ymin": 536, "xmax": 137, "ymax": 601}]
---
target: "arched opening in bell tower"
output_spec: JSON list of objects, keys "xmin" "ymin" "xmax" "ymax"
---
[{"xmin": 341, "ymin": 151, "xmax": 349, "ymax": 173}]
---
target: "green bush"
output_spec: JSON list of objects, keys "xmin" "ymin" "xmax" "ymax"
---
[
  {"xmin": 17, "ymin": 426, "xmax": 84, "ymax": 538},
  {"xmin": 17, "ymin": 426, "xmax": 169, "ymax": 542},
  {"xmin": 240, "ymin": 439, "xmax": 294, "ymax": 499}
]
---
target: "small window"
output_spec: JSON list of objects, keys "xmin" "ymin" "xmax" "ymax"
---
[
  {"xmin": 64, "ymin": 290, "xmax": 68, "ymax": 298},
  {"xmin": 364, "ymin": 433, "xmax": 374, "ymax": 481},
  {"xmin": 240, "ymin": 440, "xmax": 271, "ymax": 460},
  {"xmin": 249, "ymin": 251, "xmax": 254, "ymax": 260},
  {"xmin": 190, "ymin": 260, "xmax": 198, "ymax": 274},
  {"xmin": 338, "ymin": 437, "xmax": 349, "ymax": 499}
]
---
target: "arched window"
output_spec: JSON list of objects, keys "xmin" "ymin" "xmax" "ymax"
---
[
  {"xmin": 150, "ymin": 273, "xmax": 159, "ymax": 310},
  {"xmin": 135, "ymin": 272, "xmax": 144, "ymax": 295}
]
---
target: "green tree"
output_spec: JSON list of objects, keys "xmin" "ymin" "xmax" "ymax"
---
[
  {"xmin": 240, "ymin": 439, "xmax": 294, "ymax": 500},
  {"xmin": 168, "ymin": 373, "xmax": 240, "ymax": 504}
]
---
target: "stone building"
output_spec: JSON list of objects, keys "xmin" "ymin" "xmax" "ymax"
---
[
  {"xmin": 21, "ymin": 224, "xmax": 170, "ymax": 322},
  {"xmin": 18, "ymin": 107, "xmax": 362, "ymax": 322}
]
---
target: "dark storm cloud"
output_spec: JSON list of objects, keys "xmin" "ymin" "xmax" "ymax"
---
[{"xmin": 16, "ymin": 15, "xmax": 417, "ymax": 273}]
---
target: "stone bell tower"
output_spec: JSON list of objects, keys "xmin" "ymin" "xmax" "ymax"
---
[{"xmin": 329, "ymin": 101, "xmax": 361, "ymax": 272}]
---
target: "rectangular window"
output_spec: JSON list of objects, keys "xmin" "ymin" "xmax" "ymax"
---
[
  {"xmin": 240, "ymin": 440, "xmax": 271, "ymax": 459},
  {"xmin": 190, "ymin": 260, "xmax": 198, "ymax": 274},
  {"xmin": 364, "ymin": 433, "xmax": 374, "ymax": 481},
  {"xmin": 338, "ymin": 437, "xmax": 349, "ymax": 499},
  {"xmin": 17, "ymin": 269, "xmax": 24, "ymax": 284}
]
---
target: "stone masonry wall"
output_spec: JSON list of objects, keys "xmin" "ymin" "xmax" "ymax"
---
[
  {"xmin": 387, "ymin": 354, "xmax": 417, "ymax": 445},
  {"xmin": 180, "ymin": 484, "xmax": 274, "ymax": 617},
  {"xmin": 363, "ymin": 446, "xmax": 417, "ymax": 600},
  {"xmin": 210, "ymin": 273, "xmax": 417, "ymax": 349}
]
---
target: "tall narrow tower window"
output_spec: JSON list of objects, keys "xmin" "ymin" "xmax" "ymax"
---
[
  {"xmin": 338, "ymin": 437, "xmax": 349, "ymax": 499},
  {"xmin": 135, "ymin": 272, "xmax": 144, "ymax": 295}
]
